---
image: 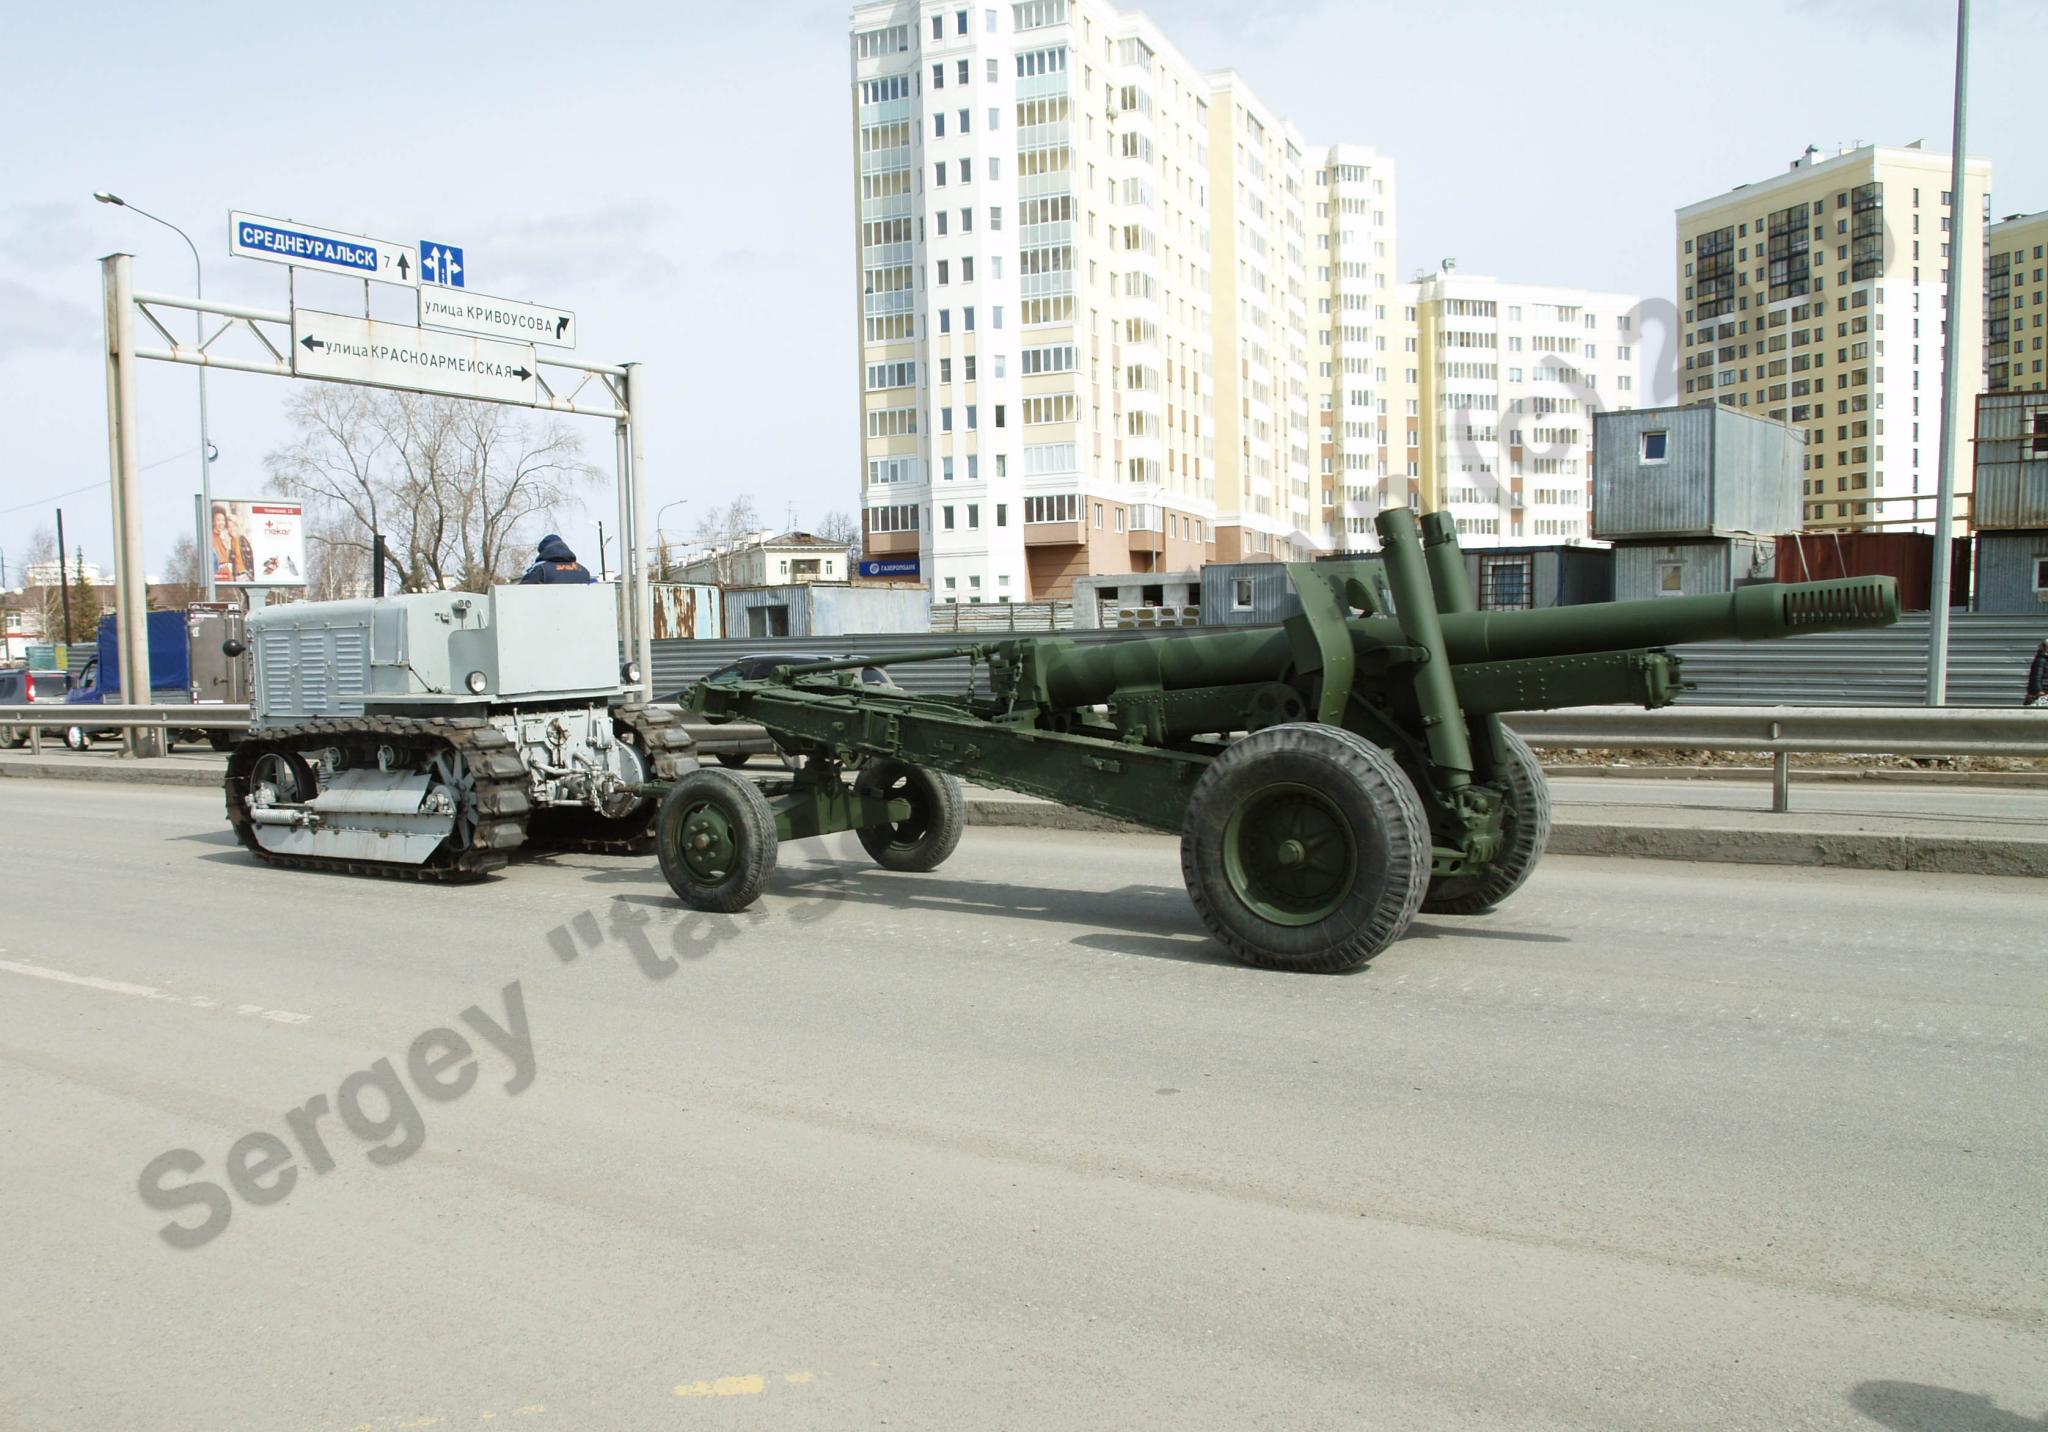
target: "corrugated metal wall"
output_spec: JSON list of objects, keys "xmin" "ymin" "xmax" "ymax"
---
[
  {"xmin": 1670, "ymin": 614, "xmax": 2045, "ymax": 707},
  {"xmin": 1710, "ymin": 405, "xmax": 1804, "ymax": 535},
  {"xmin": 1593, "ymin": 405, "xmax": 1801, "ymax": 540},
  {"xmin": 1972, "ymin": 391, "xmax": 2048, "ymax": 528},
  {"xmin": 1614, "ymin": 539, "xmax": 1777, "ymax": 600},
  {"xmin": 647, "ymin": 613, "xmax": 2045, "ymax": 709},
  {"xmin": 1973, "ymin": 532, "xmax": 2048, "ymax": 614},
  {"xmin": 1593, "ymin": 406, "xmax": 1716, "ymax": 538},
  {"xmin": 1200, "ymin": 562, "xmax": 1297, "ymax": 625}
]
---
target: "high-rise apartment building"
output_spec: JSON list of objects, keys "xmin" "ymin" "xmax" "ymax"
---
[
  {"xmin": 848, "ymin": 0, "xmax": 1395, "ymax": 601},
  {"xmin": 1987, "ymin": 209, "xmax": 2048, "ymax": 394},
  {"xmin": 1405, "ymin": 270, "xmax": 1645, "ymax": 549},
  {"xmin": 1675, "ymin": 142, "xmax": 1992, "ymax": 532}
]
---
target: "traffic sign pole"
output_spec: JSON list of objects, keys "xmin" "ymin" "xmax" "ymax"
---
[{"xmin": 100, "ymin": 253, "xmax": 158, "ymax": 754}]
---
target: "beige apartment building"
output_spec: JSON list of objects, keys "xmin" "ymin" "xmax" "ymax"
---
[
  {"xmin": 1676, "ymin": 142, "xmax": 1992, "ymax": 532},
  {"xmin": 848, "ymin": 0, "xmax": 1396, "ymax": 601},
  {"xmin": 1988, "ymin": 209, "xmax": 2048, "ymax": 394},
  {"xmin": 1403, "ymin": 270, "xmax": 1646, "ymax": 549}
]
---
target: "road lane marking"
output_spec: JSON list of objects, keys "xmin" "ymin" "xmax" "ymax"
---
[
  {"xmin": 674, "ymin": 1375, "xmax": 766, "ymax": 1398},
  {"xmin": 0, "ymin": 958, "xmax": 311, "ymax": 1025}
]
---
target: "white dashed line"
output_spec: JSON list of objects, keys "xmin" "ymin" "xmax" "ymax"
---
[{"xmin": 0, "ymin": 958, "xmax": 312, "ymax": 1025}]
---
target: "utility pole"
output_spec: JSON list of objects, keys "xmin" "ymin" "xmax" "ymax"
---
[
  {"xmin": 1926, "ymin": 0, "xmax": 1971, "ymax": 705},
  {"xmin": 55, "ymin": 508, "xmax": 74, "ymax": 650}
]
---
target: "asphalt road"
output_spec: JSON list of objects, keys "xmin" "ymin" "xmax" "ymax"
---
[{"xmin": 0, "ymin": 778, "xmax": 2042, "ymax": 1432}]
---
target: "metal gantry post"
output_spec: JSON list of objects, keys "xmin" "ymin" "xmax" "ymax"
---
[
  {"xmin": 101, "ymin": 253, "xmax": 157, "ymax": 756},
  {"xmin": 623, "ymin": 361, "xmax": 652, "ymax": 699},
  {"xmin": 1926, "ymin": 0, "xmax": 1972, "ymax": 705}
]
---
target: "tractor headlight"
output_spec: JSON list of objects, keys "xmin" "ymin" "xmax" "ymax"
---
[
  {"xmin": 466, "ymin": 670, "xmax": 489, "ymax": 695},
  {"xmin": 622, "ymin": 659, "xmax": 643, "ymax": 685}
]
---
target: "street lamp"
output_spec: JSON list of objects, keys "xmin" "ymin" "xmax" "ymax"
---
[
  {"xmin": 587, "ymin": 519, "xmax": 611, "ymax": 581},
  {"xmin": 656, "ymin": 499, "xmax": 689, "ymax": 580},
  {"xmin": 95, "ymin": 191, "xmax": 215, "ymax": 601}
]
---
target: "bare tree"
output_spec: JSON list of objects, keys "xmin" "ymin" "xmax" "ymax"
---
[
  {"xmin": 153, "ymin": 534, "xmax": 205, "ymax": 610},
  {"xmin": 815, "ymin": 510, "xmax": 861, "ymax": 566},
  {"xmin": 688, "ymin": 495, "xmax": 764, "ymax": 585},
  {"xmin": 266, "ymin": 387, "xmax": 597, "ymax": 593}
]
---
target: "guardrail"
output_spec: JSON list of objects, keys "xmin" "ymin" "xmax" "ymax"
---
[
  {"xmin": 1506, "ymin": 705, "xmax": 2048, "ymax": 811},
  {"xmin": 4, "ymin": 702, "xmax": 2041, "ymax": 812},
  {"xmin": 0, "ymin": 703, "xmax": 247, "ymax": 756}
]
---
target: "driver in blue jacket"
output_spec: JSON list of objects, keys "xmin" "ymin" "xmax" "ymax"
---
[{"xmin": 520, "ymin": 534, "xmax": 596, "ymax": 585}]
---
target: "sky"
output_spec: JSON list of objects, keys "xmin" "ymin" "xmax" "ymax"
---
[{"xmin": 2, "ymin": 0, "xmax": 2041, "ymax": 583}]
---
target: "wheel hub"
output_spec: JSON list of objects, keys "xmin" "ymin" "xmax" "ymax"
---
[
  {"xmin": 679, "ymin": 803, "xmax": 737, "ymax": 880},
  {"xmin": 1222, "ymin": 782, "xmax": 1359, "ymax": 926}
]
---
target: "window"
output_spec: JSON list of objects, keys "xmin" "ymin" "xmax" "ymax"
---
[
  {"xmin": 934, "ymin": 113, "xmax": 946, "ymax": 138},
  {"xmin": 995, "ymin": 404, "xmax": 1006, "ymax": 427},
  {"xmin": 964, "ymin": 306, "xmax": 976, "ymax": 332},
  {"xmin": 935, "ymin": 162, "xmax": 947, "ymax": 187},
  {"xmin": 1479, "ymin": 555, "xmax": 1534, "ymax": 610},
  {"xmin": 937, "ymin": 259, "xmax": 949, "ymax": 285},
  {"xmin": 940, "ymin": 356, "xmax": 952, "ymax": 383},
  {"xmin": 995, "ymin": 503, "xmax": 1008, "ymax": 526},
  {"xmin": 933, "ymin": 63, "xmax": 944, "ymax": 88},
  {"xmin": 960, "ymin": 158, "xmax": 972, "ymax": 183},
  {"xmin": 931, "ymin": 14, "xmax": 944, "ymax": 38},
  {"xmin": 1023, "ymin": 494, "xmax": 1079, "ymax": 522},
  {"xmin": 942, "ymin": 456, "xmax": 955, "ymax": 481},
  {"xmin": 942, "ymin": 505, "xmax": 956, "ymax": 530},
  {"xmin": 1231, "ymin": 578, "xmax": 1254, "ymax": 611},
  {"xmin": 956, "ymin": 9, "xmax": 967, "ymax": 34},
  {"xmin": 957, "ymin": 59, "xmax": 969, "ymax": 83},
  {"xmin": 866, "ymin": 504, "xmax": 919, "ymax": 533},
  {"xmin": 2035, "ymin": 555, "xmax": 2048, "ymax": 595},
  {"xmin": 1656, "ymin": 562, "xmax": 1684, "ymax": 596},
  {"xmin": 1640, "ymin": 429, "xmax": 1670, "ymax": 463},
  {"xmin": 959, "ymin": 108, "xmax": 970, "ymax": 133}
]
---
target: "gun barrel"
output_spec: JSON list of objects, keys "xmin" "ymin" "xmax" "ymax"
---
[{"xmin": 1430, "ymin": 575, "xmax": 1899, "ymax": 664}]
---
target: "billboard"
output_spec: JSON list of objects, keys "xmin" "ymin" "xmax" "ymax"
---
[{"xmin": 209, "ymin": 499, "xmax": 306, "ymax": 587}]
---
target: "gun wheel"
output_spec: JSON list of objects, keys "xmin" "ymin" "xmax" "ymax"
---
[
  {"xmin": 853, "ymin": 760, "xmax": 965, "ymax": 872},
  {"xmin": 657, "ymin": 767, "xmax": 778, "ymax": 912},
  {"xmin": 1421, "ymin": 729, "xmax": 1551, "ymax": 916},
  {"xmin": 1182, "ymin": 723, "xmax": 1429, "ymax": 973}
]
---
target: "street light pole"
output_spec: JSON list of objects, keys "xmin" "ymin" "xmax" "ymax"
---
[
  {"xmin": 94, "ymin": 192, "xmax": 214, "ymax": 602},
  {"xmin": 656, "ymin": 498, "xmax": 689, "ymax": 580},
  {"xmin": 589, "ymin": 519, "xmax": 610, "ymax": 581},
  {"xmin": 1925, "ymin": 0, "xmax": 1970, "ymax": 705}
]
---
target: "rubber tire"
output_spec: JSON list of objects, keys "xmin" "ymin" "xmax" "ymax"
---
[
  {"xmin": 656, "ymin": 767, "xmax": 777, "ymax": 912},
  {"xmin": 715, "ymin": 752, "xmax": 752, "ymax": 769},
  {"xmin": 1181, "ymin": 723, "xmax": 1430, "ymax": 973},
  {"xmin": 64, "ymin": 726, "xmax": 90, "ymax": 751},
  {"xmin": 853, "ymin": 760, "xmax": 966, "ymax": 872},
  {"xmin": 1420, "ymin": 729, "xmax": 1552, "ymax": 916}
]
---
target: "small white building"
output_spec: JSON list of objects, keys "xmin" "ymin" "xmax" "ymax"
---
[{"xmin": 673, "ymin": 531, "xmax": 849, "ymax": 587}]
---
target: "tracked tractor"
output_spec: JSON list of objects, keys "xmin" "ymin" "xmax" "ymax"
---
[{"xmin": 224, "ymin": 583, "xmax": 692, "ymax": 878}]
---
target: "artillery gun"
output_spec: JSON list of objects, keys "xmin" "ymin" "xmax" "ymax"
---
[
  {"xmin": 670, "ymin": 509, "xmax": 1897, "ymax": 972},
  {"xmin": 225, "ymin": 583, "xmax": 692, "ymax": 877}
]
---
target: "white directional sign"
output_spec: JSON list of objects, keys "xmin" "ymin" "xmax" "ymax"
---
[
  {"xmin": 231, "ymin": 211, "xmax": 419, "ymax": 286},
  {"xmin": 419, "ymin": 287, "xmax": 577, "ymax": 350},
  {"xmin": 290, "ymin": 310, "xmax": 538, "ymax": 406}
]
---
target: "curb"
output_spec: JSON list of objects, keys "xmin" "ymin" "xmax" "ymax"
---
[
  {"xmin": 8, "ymin": 755, "xmax": 2042, "ymax": 878},
  {"xmin": 1544, "ymin": 821, "xmax": 2048, "ymax": 878}
]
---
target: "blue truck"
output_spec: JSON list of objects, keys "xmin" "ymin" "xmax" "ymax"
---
[{"xmin": 63, "ymin": 608, "xmax": 242, "ymax": 750}]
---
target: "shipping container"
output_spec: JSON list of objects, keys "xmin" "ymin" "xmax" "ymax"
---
[
  {"xmin": 1613, "ymin": 538, "xmax": 1778, "ymax": 601},
  {"xmin": 721, "ymin": 583, "xmax": 930, "ymax": 639},
  {"xmin": 1972, "ymin": 532, "xmax": 2048, "ymax": 614},
  {"xmin": 1970, "ymin": 391, "xmax": 2048, "ymax": 530},
  {"xmin": 1463, "ymin": 545, "xmax": 1615, "ymax": 610},
  {"xmin": 1776, "ymin": 532, "xmax": 1968, "ymax": 612},
  {"xmin": 1201, "ymin": 562, "xmax": 1301, "ymax": 626},
  {"xmin": 1593, "ymin": 403, "xmax": 1803, "ymax": 541},
  {"xmin": 649, "ymin": 583, "xmax": 722, "ymax": 641}
]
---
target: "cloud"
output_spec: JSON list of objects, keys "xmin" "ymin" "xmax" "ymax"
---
[
  {"xmin": 1784, "ymin": 0, "xmax": 1949, "ymax": 35},
  {"xmin": 0, "ymin": 279, "xmax": 97, "ymax": 359},
  {"xmin": 483, "ymin": 201, "xmax": 681, "ymax": 295},
  {"xmin": 0, "ymin": 202, "xmax": 103, "ymax": 272}
]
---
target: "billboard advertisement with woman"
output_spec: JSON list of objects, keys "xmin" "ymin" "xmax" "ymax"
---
[{"xmin": 210, "ymin": 499, "xmax": 305, "ymax": 587}]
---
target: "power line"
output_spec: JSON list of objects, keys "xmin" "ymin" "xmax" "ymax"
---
[{"xmin": 0, "ymin": 448, "xmax": 202, "ymax": 517}]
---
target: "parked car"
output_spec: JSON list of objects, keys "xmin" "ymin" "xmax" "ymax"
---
[
  {"xmin": 685, "ymin": 653, "xmax": 900, "ymax": 767},
  {"xmin": 0, "ymin": 667, "xmax": 72, "ymax": 747}
]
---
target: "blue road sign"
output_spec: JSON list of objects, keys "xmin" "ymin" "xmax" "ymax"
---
[
  {"xmin": 420, "ymin": 242, "xmax": 465, "ymax": 288},
  {"xmin": 858, "ymin": 557, "xmax": 921, "ymax": 580}
]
